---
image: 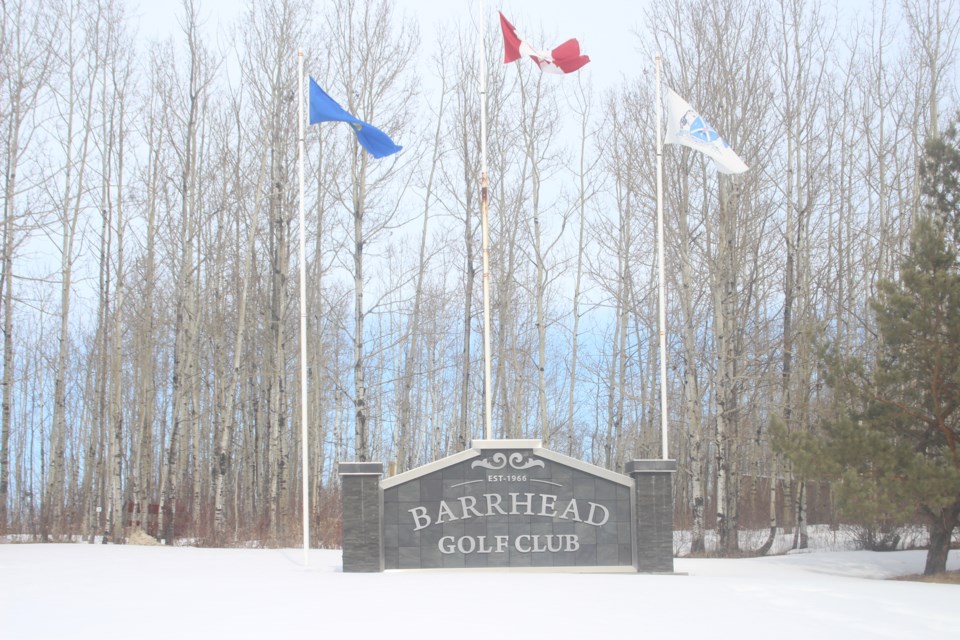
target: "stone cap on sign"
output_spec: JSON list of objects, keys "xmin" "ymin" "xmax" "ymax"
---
[
  {"xmin": 338, "ymin": 462, "xmax": 384, "ymax": 476},
  {"xmin": 624, "ymin": 459, "xmax": 677, "ymax": 475},
  {"xmin": 470, "ymin": 438, "xmax": 543, "ymax": 450},
  {"xmin": 380, "ymin": 438, "xmax": 632, "ymax": 489}
]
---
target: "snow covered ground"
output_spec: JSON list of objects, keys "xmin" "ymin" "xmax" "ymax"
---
[{"xmin": 2, "ymin": 542, "xmax": 957, "ymax": 639}]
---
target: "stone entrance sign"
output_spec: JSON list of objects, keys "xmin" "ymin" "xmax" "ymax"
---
[
  {"xmin": 383, "ymin": 440, "xmax": 633, "ymax": 570},
  {"xmin": 339, "ymin": 439, "xmax": 676, "ymax": 573}
]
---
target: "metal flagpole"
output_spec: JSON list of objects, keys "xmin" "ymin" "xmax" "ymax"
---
[
  {"xmin": 479, "ymin": 0, "xmax": 493, "ymax": 441},
  {"xmin": 655, "ymin": 54, "xmax": 669, "ymax": 460},
  {"xmin": 297, "ymin": 50, "xmax": 311, "ymax": 565}
]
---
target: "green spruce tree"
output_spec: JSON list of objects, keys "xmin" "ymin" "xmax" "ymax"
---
[{"xmin": 780, "ymin": 116, "xmax": 960, "ymax": 575}]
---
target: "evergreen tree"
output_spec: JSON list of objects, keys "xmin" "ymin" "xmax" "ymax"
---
[
  {"xmin": 780, "ymin": 118, "xmax": 960, "ymax": 575},
  {"xmin": 922, "ymin": 119, "xmax": 960, "ymax": 244}
]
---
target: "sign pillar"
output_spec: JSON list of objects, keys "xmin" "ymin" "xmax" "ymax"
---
[
  {"xmin": 339, "ymin": 462, "xmax": 384, "ymax": 573},
  {"xmin": 626, "ymin": 459, "xmax": 677, "ymax": 573}
]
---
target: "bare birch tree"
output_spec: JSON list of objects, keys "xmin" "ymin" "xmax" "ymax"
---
[
  {"xmin": 324, "ymin": 0, "xmax": 417, "ymax": 462},
  {"xmin": 42, "ymin": 0, "xmax": 102, "ymax": 540},
  {"xmin": 396, "ymin": 56, "xmax": 449, "ymax": 472},
  {"xmin": 159, "ymin": 0, "xmax": 217, "ymax": 543},
  {"xmin": 565, "ymin": 74, "xmax": 602, "ymax": 458},
  {"xmin": 1, "ymin": 0, "xmax": 52, "ymax": 533}
]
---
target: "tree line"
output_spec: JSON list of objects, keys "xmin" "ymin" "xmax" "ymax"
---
[{"xmin": 1, "ymin": 0, "xmax": 957, "ymax": 558}]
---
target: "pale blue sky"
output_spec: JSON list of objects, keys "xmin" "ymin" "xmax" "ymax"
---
[{"xmin": 132, "ymin": 0, "xmax": 648, "ymax": 92}]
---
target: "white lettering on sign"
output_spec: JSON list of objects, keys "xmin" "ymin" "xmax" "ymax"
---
[
  {"xmin": 485, "ymin": 493, "xmax": 508, "ymax": 516},
  {"xmin": 559, "ymin": 499, "xmax": 580, "ymax": 522},
  {"xmin": 410, "ymin": 506, "xmax": 430, "ymax": 531},
  {"xmin": 438, "ymin": 534, "xmax": 580, "ymax": 555},
  {"xmin": 407, "ymin": 492, "xmax": 611, "ymax": 531},
  {"xmin": 486, "ymin": 474, "xmax": 528, "ymax": 482},
  {"xmin": 586, "ymin": 502, "xmax": 610, "ymax": 527},
  {"xmin": 539, "ymin": 494, "xmax": 557, "ymax": 517},
  {"xmin": 436, "ymin": 500, "xmax": 458, "ymax": 525},
  {"xmin": 459, "ymin": 495, "xmax": 484, "ymax": 519},
  {"xmin": 510, "ymin": 492, "xmax": 535, "ymax": 515}
]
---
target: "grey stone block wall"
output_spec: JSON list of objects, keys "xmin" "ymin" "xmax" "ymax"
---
[
  {"xmin": 339, "ymin": 462, "xmax": 384, "ymax": 573},
  {"xmin": 626, "ymin": 459, "xmax": 676, "ymax": 573},
  {"xmin": 338, "ymin": 449, "xmax": 678, "ymax": 574},
  {"xmin": 382, "ymin": 449, "xmax": 633, "ymax": 570}
]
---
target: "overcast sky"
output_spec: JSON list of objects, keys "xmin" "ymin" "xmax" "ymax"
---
[{"xmin": 132, "ymin": 0, "xmax": 649, "ymax": 93}]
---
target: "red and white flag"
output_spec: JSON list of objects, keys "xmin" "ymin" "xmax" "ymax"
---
[{"xmin": 499, "ymin": 12, "xmax": 590, "ymax": 75}]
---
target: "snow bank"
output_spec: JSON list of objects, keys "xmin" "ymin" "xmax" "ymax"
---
[{"xmin": 1, "ymin": 543, "xmax": 957, "ymax": 640}]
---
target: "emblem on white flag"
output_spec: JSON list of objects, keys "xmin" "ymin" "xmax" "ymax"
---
[{"xmin": 665, "ymin": 88, "xmax": 748, "ymax": 174}]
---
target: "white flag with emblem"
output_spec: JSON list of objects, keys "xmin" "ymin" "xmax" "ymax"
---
[{"xmin": 664, "ymin": 88, "xmax": 748, "ymax": 174}]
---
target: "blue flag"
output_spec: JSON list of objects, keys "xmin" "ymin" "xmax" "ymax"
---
[{"xmin": 308, "ymin": 77, "xmax": 402, "ymax": 159}]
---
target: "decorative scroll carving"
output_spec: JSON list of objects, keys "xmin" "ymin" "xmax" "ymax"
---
[
  {"xmin": 508, "ymin": 453, "xmax": 544, "ymax": 470},
  {"xmin": 471, "ymin": 452, "xmax": 545, "ymax": 471},
  {"xmin": 470, "ymin": 453, "xmax": 507, "ymax": 470}
]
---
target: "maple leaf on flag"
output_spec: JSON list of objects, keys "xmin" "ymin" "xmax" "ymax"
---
[{"xmin": 499, "ymin": 12, "xmax": 590, "ymax": 75}]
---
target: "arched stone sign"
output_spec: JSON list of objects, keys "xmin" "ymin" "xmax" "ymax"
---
[{"xmin": 339, "ymin": 439, "xmax": 675, "ymax": 573}]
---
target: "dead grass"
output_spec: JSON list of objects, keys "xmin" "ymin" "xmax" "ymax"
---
[
  {"xmin": 126, "ymin": 528, "xmax": 160, "ymax": 546},
  {"xmin": 892, "ymin": 571, "xmax": 960, "ymax": 585}
]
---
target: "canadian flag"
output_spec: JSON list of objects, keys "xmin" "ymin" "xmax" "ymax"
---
[{"xmin": 499, "ymin": 12, "xmax": 590, "ymax": 75}]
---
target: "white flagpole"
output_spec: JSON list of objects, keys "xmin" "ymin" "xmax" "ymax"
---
[
  {"xmin": 655, "ymin": 54, "xmax": 669, "ymax": 460},
  {"xmin": 297, "ymin": 50, "xmax": 311, "ymax": 565},
  {"xmin": 479, "ymin": 0, "xmax": 493, "ymax": 441}
]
